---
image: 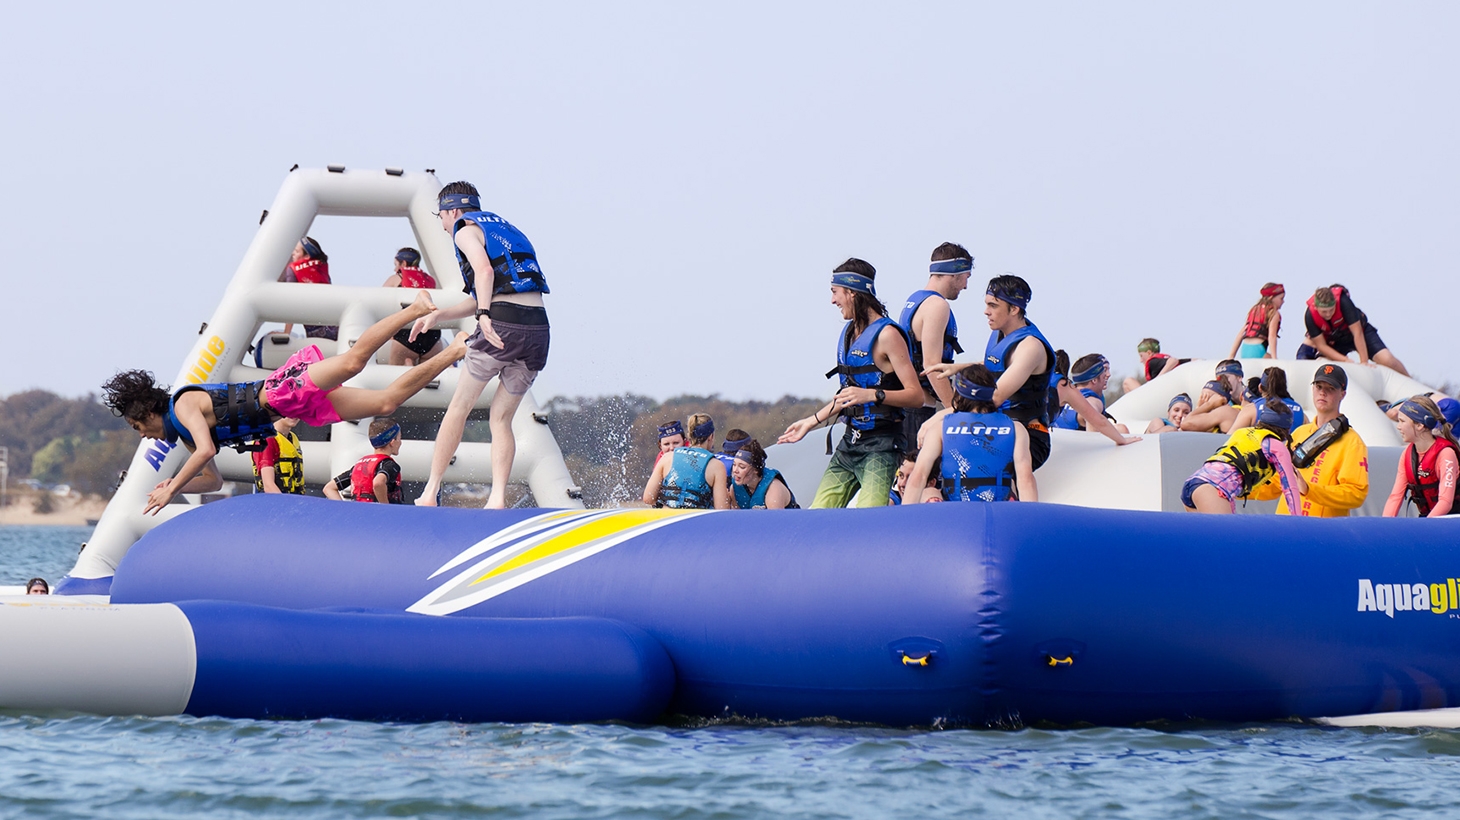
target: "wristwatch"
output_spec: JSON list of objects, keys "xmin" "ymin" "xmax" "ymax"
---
[
  {"xmin": 874, "ymin": 388, "xmax": 886, "ymax": 405},
  {"xmin": 475, "ymin": 307, "xmax": 492, "ymax": 319}
]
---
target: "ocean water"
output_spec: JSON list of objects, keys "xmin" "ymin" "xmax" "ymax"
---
[{"xmin": 2, "ymin": 526, "xmax": 1456, "ymax": 819}]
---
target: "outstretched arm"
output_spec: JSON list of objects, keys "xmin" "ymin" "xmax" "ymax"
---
[
  {"xmin": 145, "ymin": 398, "xmax": 219, "ymax": 515},
  {"xmin": 1057, "ymin": 382, "xmax": 1140, "ymax": 445},
  {"xmin": 779, "ymin": 399, "xmax": 837, "ymax": 445}
]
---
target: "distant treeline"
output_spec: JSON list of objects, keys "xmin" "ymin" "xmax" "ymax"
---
[{"xmin": 0, "ymin": 389, "xmax": 823, "ymax": 505}]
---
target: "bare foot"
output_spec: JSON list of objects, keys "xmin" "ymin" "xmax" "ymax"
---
[
  {"xmin": 415, "ymin": 484, "xmax": 440, "ymax": 506},
  {"xmin": 409, "ymin": 290, "xmax": 438, "ymax": 317}
]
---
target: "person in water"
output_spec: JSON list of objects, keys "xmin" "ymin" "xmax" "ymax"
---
[
  {"xmin": 25, "ymin": 578, "xmax": 48, "ymax": 595},
  {"xmin": 1182, "ymin": 400, "xmax": 1306, "ymax": 514},
  {"xmin": 1144, "ymin": 393, "xmax": 1193, "ymax": 434},
  {"xmin": 1228, "ymin": 283, "xmax": 1285, "ymax": 360},
  {"xmin": 349, "ymin": 417, "xmax": 405, "ymax": 504},
  {"xmin": 102, "ymin": 292, "xmax": 463, "ymax": 515},
  {"xmin": 252, "ymin": 416, "xmax": 304, "ymax": 494},
  {"xmin": 730, "ymin": 440, "xmax": 799, "ymax": 509},
  {"xmin": 1296, "ymin": 285, "xmax": 1409, "ymax": 376},
  {"xmin": 778, "ymin": 259, "xmax": 923, "ymax": 508},
  {"xmin": 411, "ymin": 183, "xmax": 550, "ymax": 509},
  {"xmin": 280, "ymin": 236, "xmax": 338, "ymax": 341},
  {"xmin": 906, "ymin": 367, "xmax": 1036, "ymax": 504},
  {"xmin": 655, "ymin": 420, "xmax": 685, "ymax": 467},
  {"xmin": 644, "ymin": 413, "xmax": 732, "ymax": 509},
  {"xmin": 715, "ymin": 429, "xmax": 752, "ymax": 479},
  {"xmin": 383, "ymin": 247, "xmax": 443, "ymax": 366},
  {"xmin": 1181, "ymin": 360, "xmax": 1246, "ymax": 433},
  {"xmin": 1383, "ymin": 396, "xmax": 1459, "ymax": 518},
  {"xmin": 1250, "ymin": 363, "xmax": 1368, "ymax": 517},
  {"xmin": 897, "ymin": 242, "xmax": 970, "ymax": 448},
  {"xmin": 1230, "ymin": 367, "xmax": 1305, "ymax": 431}
]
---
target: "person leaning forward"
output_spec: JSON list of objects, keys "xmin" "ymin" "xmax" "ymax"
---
[{"xmin": 1250, "ymin": 363, "xmax": 1369, "ymax": 517}]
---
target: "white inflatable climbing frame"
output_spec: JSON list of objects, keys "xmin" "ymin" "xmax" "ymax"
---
[{"xmin": 71, "ymin": 167, "xmax": 582, "ymax": 584}]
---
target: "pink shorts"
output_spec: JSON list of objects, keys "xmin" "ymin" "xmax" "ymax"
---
[{"xmin": 263, "ymin": 345, "xmax": 342, "ymax": 427}]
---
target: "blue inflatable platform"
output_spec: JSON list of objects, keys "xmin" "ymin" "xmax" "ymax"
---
[{"xmin": 109, "ymin": 495, "xmax": 1460, "ymax": 727}]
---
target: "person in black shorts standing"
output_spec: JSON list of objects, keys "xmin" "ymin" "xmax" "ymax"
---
[{"xmin": 1295, "ymin": 285, "xmax": 1409, "ymax": 376}]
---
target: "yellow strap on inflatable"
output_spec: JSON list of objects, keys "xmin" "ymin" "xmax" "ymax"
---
[
  {"xmin": 1047, "ymin": 655, "xmax": 1074, "ymax": 667},
  {"xmin": 901, "ymin": 655, "xmax": 930, "ymax": 667}
]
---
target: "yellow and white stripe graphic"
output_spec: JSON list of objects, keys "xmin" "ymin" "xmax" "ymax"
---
[{"xmin": 407, "ymin": 508, "xmax": 710, "ymax": 616}]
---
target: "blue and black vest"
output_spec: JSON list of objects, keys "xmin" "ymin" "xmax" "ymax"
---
[
  {"xmin": 453, "ymin": 211, "xmax": 549, "ymax": 298},
  {"xmin": 165, "ymin": 382, "xmax": 276, "ymax": 451},
  {"xmin": 733, "ymin": 468, "xmax": 799, "ymax": 509},
  {"xmin": 826, "ymin": 317, "xmax": 910, "ymax": 439},
  {"xmin": 897, "ymin": 290, "xmax": 962, "ymax": 392},
  {"xmin": 658, "ymin": 447, "xmax": 717, "ymax": 509},
  {"xmin": 713, "ymin": 452, "xmax": 738, "ymax": 480},
  {"xmin": 939, "ymin": 411, "xmax": 1018, "ymax": 502},
  {"xmin": 1052, "ymin": 387, "xmax": 1104, "ymax": 430},
  {"xmin": 1253, "ymin": 397, "xmax": 1306, "ymax": 430},
  {"xmin": 983, "ymin": 322, "xmax": 1056, "ymax": 427}
]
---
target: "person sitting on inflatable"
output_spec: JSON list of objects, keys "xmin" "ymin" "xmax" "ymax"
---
[
  {"xmin": 252, "ymin": 416, "xmax": 304, "ymax": 495},
  {"xmin": 1144, "ymin": 393, "xmax": 1193, "ymax": 434},
  {"xmin": 1230, "ymin": 367, "xmax": 1306, "ymax": 431},
  {"xmin": 1383, "ymin": 396, "xmax": 1459, "ymax": 518},
  {"xmin": 279, "ymin": 236, "xmax": 339, "ymax": 341},
  {"xmin": 1250, "ymin": 363, "xmax": 1368, "ymax": 517},
  {"xmin": 102, "ymin": 292, "xmax": 464, "ymax": 515},
  {"xmin": 1182, "ymin": 360, "xmax": 1246, "ymax": 433},
  {"xmin": 348, "ymin": 418, "xmax": 405, "ymax": 504},
  {"xmin": 1296, "ymin": 285, "xmax": 1409, "ymax": 376},
  {"xmin": 1228, "ymin": 283, "xmax": 1285, "ymax": 360},
  {"xmin": 730, "ymin": 440, "xmax": 799, "ymax": 510},
  {"xmin": 1052, "ymin": 354, "xmax": 1127, "ymax": 433},
  {"xmin": 654, "ymin": 420, "xmax": 685, "ymax": 467},
  {"xmin": 777, "ymin": 259, "xmax": 923, "ymax": 508},
  {"xmin": 383, "ymin": 247, "xmax": 443, "ymax": 366},
  {"xmin": 906, "ymin": 367, "xmax": 1035, "ymax": 503},
  {"xmin": 896, "ymin": 242, "xmax": 970, "ymax": 449},
  {"xmin": 1182, "ymin": 400, "xmax": 1306, "ymax": 514},
  {"xmin": 715, "ymin": 429, "xmax": 752, "ymax": 480},
  {"xmin": 1121, "ymin": 338, "xmax": 1189, "ymax": 394},
  {"xmin": 644, "ymin": 413, "xmax": 732, "ymax": 509}
]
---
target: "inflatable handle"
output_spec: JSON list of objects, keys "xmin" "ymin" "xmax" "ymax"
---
[
  {"xmin": 1046, "ymin": 655, "xmax": 1075, "ymax": 667},
  {"xmin": 901, "ymin": 654, "xmax": 931, "ymax": 667}
]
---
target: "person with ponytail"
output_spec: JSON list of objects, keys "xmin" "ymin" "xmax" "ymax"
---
[
  {"xmin": 383, "ymin": 247, "xmax": 444, "ymax": 366},
  {"xmin": 1383, "ymin": 395, "xmax": 1459, "ymax": 517},
  {"xmin": 1182, "ymin": 398, "xmax": 1307, "ymax": 514},
  {"xmin": 730, "ymin": 440, "xmax": 799, "ymax": 510},
  {"xmin": 643, "ymin": 413, "xmax": 731, "ymax": 510},
  {"xmin": 905, "ymin": 365, "xmax": 1035, "ymax": 504},
  {"xmin": 1230, "ymin": 366, "xmax": 1306, "ymax": 431},
  {"xmin": 280, "ymin": 236, "xmax": 339, "ymax": 341},
  {"xmin": 1227, "ymin": 283, "xmax": 1285, "ymax": 360}
]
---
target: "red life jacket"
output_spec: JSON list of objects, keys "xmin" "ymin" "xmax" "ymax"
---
[
  {"xmin": 350, "ymin": 454, "xmax": 391, "ymax": 503},
  {"xmin": 1403, "ymin": 437, "xmax": 1458, "ymax": 517},
  {"xmin": 290, "ymin": 257, "xmax": 331, "ymax": 284},
  {"xmin": 1306, "ymin": 285, "xmax": 1350, "ymax": 341},
  {"xmin": 1241, "ymin": 304, "xmax": 1278, "ymax": 340},
  {"xmin": 397, "ymin": 266, "xmax": 436, "ymax": 289},
  {"xmin": 1144, "ymin": 353, "xmax": 1171, "ymax": 382}
]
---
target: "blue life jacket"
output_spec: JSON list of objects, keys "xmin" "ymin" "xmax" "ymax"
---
[
  {"xmin": 897, "ymin": 290, "xmax": 962, "ymax": 392},
  {"xmin": 1253, "ymin": 397, "xmax": 1306, "ymax": 429},
  {"xmin": 939, "ymin": 411, "xmax": 1018, "ymax": 502},
  {"xmin": 733, "ymin": 468, "xmax": 800, "ymax": 509},
  {"xmin": 658, "ymin": 447, "xmax": 717, "ymax": 509},
  {"xmin": 888, "ymin": 488, "xmax": 902, "ymax": 506},
  {"xmin": 1052, "ymin": 387, "xmax": 1104, "ymax": 430},
  {"xmin": 825, "ymin": 317, "xmax": 910, "ymax": 438},
  {"xmin": 983, "ymin": 322, "xmax": 1056, "ymax": 426},
  {"xmin": 165, "ymin": 382, "xmax": 276, "ymax": 451},
  {"xmin": 453, "ymin": 211, "xmax": 549, "ymax": 298},
  {"xmin": 713, "ymin": 452, "xmax": 738, "ymax": 480}
]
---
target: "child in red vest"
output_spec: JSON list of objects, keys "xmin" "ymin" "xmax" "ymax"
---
[{"xmin": 327, "ymin": 417, "xmax": 404, "ymax": 504}]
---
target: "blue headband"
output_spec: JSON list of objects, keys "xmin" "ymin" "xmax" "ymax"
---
[
  {"xmin": 831, "ymin": 272, "xmax": 876, "ymax": 296},
  {"xmin": 1169, "ymin": 393, "xmax": 1193, "ymax": 411},
  {"xmin": 1215, "ymin": 361, "xmax": 1244, "ymax": 378},
  {"xmin": 1204, "ymin": 380, "xmax": 1232, "ymax": 402},
  {"xmin": 954, "ymin": 374, "xmax": 997, "ymax": 404},
  {"xmin": 299, "ymin": 237, "xmax": 322, "ymax": 259},
  {"xmin": 929, "ymin": 258, "xmax": 973, "ymax": 275},
  {"xmin": 1069, "ymin": 356, "xmax": 1108, "ymax": 385},
  {"xmin": 658, "ymin": 421, "xmax": 684, "ymax": 439},
  {"xmin": 395, "ymin": 248, "xmax": 421, "ymax": 265},
  {"xmin": 985, "ymin": 282, "xmax": 1029, "ymax": 310},
  {"xmin": 1257, "ymin": 402, "xmax": 1292, "ymax": 432},
  {"xmin": 691, "ymin": 418, "xmax": 715, "ymax": 439},
  {"xmin": 734, "ymin": 448, "xmax": 765, "ymax": 471},
  {"xmin": 1399, "ymin": 400, "xmax": 1439, "ymax": 430},
  {"xmin": 438, "ymin": 193, "xmax": 480, "ymax": 212},
  {"xmin": 369, "ymin": 423, "xmax": 401, "ymax": 448},
  {"xmin": 721, "ymin": 434, "xmax": 751, "ymax": 454}
]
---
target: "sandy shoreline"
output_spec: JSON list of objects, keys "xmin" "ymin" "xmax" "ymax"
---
[{"xmin": 0, "ymin": 493, "xmax": 107, "ymax": 527}]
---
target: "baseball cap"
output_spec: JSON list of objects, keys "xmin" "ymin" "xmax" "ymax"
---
[{"xmin": 1312, "ymin": 364, "xmax": 1348, "ymax": 390}]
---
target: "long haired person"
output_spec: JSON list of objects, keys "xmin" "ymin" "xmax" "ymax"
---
[
  {"xmin": 1383, "ymin": 396, "xmax": 1459, "ymax": 517},
  {"xmin": 1182, "ymin": 400, "xmax": 1306, "ymax": 514},
  {"xmin": 1228, "ymin": 283, "xmax": 1284, "ymax": 360}
]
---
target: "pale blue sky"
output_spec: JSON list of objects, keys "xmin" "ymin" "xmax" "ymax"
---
[{"xmin": 3, "ymin": 3, "xmax": 1456, "ymax": 402}]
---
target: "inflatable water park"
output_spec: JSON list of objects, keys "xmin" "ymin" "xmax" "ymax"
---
[{"xmin": 3, "ymin": 167, "xmax": 1457, "ymax": 730}]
